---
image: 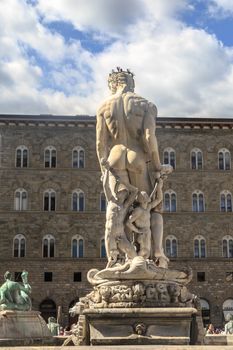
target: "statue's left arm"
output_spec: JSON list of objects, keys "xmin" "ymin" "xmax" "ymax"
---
[
  {"xmin": 102, "ymin": 167, "xmax": 112, "ymax": 202},
  {"xmin": 96, "ymin": 106, "xmax": 109, "ymax": 174},
  {"xmin": 143, "ymin": 103, "xmax": 161, "ymax": 171}
]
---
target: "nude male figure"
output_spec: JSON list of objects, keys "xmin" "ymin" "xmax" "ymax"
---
[
  {"xmin": 96, "ymin": 68, "xmax": 172, "ymax": 266},
  {"xmin": 126, "ymin": 178, "xmax": 164, "ymax": 260}
]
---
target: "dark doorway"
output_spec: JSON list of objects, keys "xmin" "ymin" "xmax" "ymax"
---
[{"xmin": 39, "ymin": 299, "xmax": 57, "ymax": 322}]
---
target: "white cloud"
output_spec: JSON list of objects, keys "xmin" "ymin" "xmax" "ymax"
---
[
  {"xmin": 207, "ymin": 0, "xmax": 233, "ymax": 17},
  {"xmin": 89, "ymin": 27, "xmax": 233, "ymax": 117},
  {"xmin": 0, "ymin": 0, "xmax": 233, "ymax": 117},
  {"xmin": 36, "ymin": 0, "xmax": 146, "ymax": 38},
  {"xmin": 36, "ymin": 0, "xmax": 194, "ymax": 39}
]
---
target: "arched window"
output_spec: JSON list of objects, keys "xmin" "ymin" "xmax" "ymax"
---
[
  {"xmin": 100, "ymin": 238, "xmax": 106, "ymax": 258},
  {"xmin": 14, "ymin": 189, "xmax": 28, "ymax": 210},
  {"xmin": 72, "ymin": 147, "xmax": 85, "ymax": 168},
  {"xmin": 194, "ymin": 235, "xmax": 206, "ymax": 258},
  {"xmin": 223, "ymin": 235, "xmax": 233, "ymax": 258},
  {"xmin": 43, "ymin": 189, "xmax": 56, "ymax": 211},
  {"xmin": 100, "ymin": 192, "xmax": 106, "ymax": 212},
  {"xmin": 200, "ymin": 299, "xmax": 210, "ymax": 327},
  {"xmin": 164, "ymin": 190, "xmax": 177, "ymax": 212},
  {"xmin": 220, "ymin": 191, "xmax": 232, "ymax": 212},
  {"xmin": 163, "ymin": 148, "xmax": 176, "ymax": 169},
  {"xmin": 42, "ymin": 234, "xmax": 55, "ymax": 258},
  {"xmin": 191, "ymin": 148, "xmax": 203, "ymax": 170},
  {"xmin": 223, "ymin": 299, "xmax": 233, "ymax": 321},
  {"xmin": 219, "ymin": 148, "xmax": 231, "ymax": 170},
  {"xmin": 165, "ymin": 235, "xmax": 177, "ymax": 257},
  {"xmin": 72, "ymin": 235, "xmax": 84, "ymax": 258},
  {"xmin": 16, "ymin": 146, "xmax": 28, "ymax": 168},
  {"xmin": 44, "ymin": 146, "xmax": 56, "ymax": 168},
  {"xmin": 39, "ymin": 299, "xmax": 57, "ymax": 322},
  {"xmin": 72, "ymin": 189, "xmax": 85, "ymax": 212},
  {"xmin": 192, "ymin": 191, "xmax": 205, "ymax": 212},
  {"xmin": 13, "ymin": 234, "xmax": 26, "ymax": 257}
]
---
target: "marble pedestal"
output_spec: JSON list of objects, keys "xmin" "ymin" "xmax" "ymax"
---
[
  {"xmin": 0, "ymin": 310, "xmax": 53, "ymax": 346},
  {"xmin": 83, "ymin": 307, "xmax": 197, "ymax": 345}
]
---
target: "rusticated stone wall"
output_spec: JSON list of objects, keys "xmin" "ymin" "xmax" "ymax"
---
[{"xmin": 1, "ymin": 115, "xmax": 233, "ymax": 327}]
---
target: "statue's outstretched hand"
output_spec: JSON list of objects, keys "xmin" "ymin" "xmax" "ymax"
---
[{"xmin": 160, "ymin": 164, "xmax": 173, "ymax": 175}]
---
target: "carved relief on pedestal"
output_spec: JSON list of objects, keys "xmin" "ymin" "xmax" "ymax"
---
[{"xmin": 81, "ymin": 281, "xmax": 196, "ymax": 309}]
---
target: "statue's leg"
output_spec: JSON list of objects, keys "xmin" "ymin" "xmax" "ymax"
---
[
  {"xmin": 151, "ymin": 211, "xmax": 169, "ymax": 267},
  {"xmin": 105, "ymin": 226, "xmax": 118, "ymax": 262},
  {"xmin": 118, "ymin": 236, "xmax": 137, "ymax": 260},
  {"xmin": 137, "ymin": 231, "xmax": 151, "ymax": 259}
]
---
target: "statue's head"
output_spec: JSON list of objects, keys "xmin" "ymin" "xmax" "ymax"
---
[
  {"xmin": 4, "ymin": 271, "xmax": 12, "ymax": 281},
  {"xmin": 48, "ymin": 316, "xmax": 56, "ymax": 323},
  {"xmin": 114, "ymin": 181, "xmax": 129, "ymax": 204},
  {"xmin": 21, "ymin": 270, "xmax": 28, "ymax": 279},
  {"xmin": 116, "ymin": 188, "xmax": 129, "ymax": 204},
  {"xmin": 108, "ymin": 67, "xmax": 135, "ymax": 94},
  {"xmin": 225, "ymin": 313, "xmax": 233, "ymax": 322},
  {"xmin": 137, "ymin": 191, "xmax": 151, "ymax": 204}
]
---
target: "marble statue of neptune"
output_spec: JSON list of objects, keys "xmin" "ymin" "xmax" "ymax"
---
[{"xmin": 96, "ymin": 68, "xmax": 172, "ymax": 269}]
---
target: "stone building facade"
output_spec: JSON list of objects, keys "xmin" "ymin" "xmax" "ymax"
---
[{"xmin": 1, "ymin": 114, "xmax": 233, "ymax": 327}]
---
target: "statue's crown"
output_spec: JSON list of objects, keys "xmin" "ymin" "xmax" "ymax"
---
[{"xmin": 109, "ymin": 67, "xmax": 134, "ymax": 78}]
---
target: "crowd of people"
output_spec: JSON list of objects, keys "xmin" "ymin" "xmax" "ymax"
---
[
  {"xmin": 206, "ymin": 316, "xmax": 233, "ymax": 335},
  {"xmin": 206, "ymin": 323, "xmax": 224, "ymax": 334},
  {"xmin": 58, "ymin": 325, "xmax": 74, "ymax": 336}
]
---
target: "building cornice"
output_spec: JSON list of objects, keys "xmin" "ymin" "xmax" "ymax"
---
[
  {"xmin": 156, "ymin": 117, "xmax": 233, "ymax": 130},
  {"xmin": 0, "ymin": 114, "xmax": 233, "ymax": 129},
  {"xmin": 0, "ymin": 114, "xmax": 96, "ymax": 128}
]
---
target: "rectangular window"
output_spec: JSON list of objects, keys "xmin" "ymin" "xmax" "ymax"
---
[
  {"xmin": 197, "ymin": 272, "xmax": 205, "ymax": 282},
  {"xmin": 14, "ymin": 271, "xmax": 23, "ymax": 282},
  {"xmin": 197, "ymin": 152, "xmax": 202, "ymax": 169},
  {"xmin": 191, "ymin": 153, "xmax": 196, "ymax": 169},
  {"xmin": 73, "ymin": 150, "xmax": 78, "ymax": 168},
  {"xmin": 79, "ymin": 196, "xmax": 84, "ymax": 211},
  {"xmin": 23, "ymin": 149, "xmax": 28, "ymax": 167},
  {"xmin": 73, "ymin": 272, "xmax": 82, "ymax": 282},
  {"xmin": 44, "ymin": 150, "xmax": 50, "ymax": 168},
  {"xmin": 51, "ymin": 155, "xmax": 56, "ymax": 168},
  {"xmin": 16, "ymin": 150, "xmax": 21, "ymax": 167},
  {"xmin": 44, "ymin": 272, "xmax": 53, "ymax": 282},
  {"xmin": 44, "ymin": 195, "xmax": 49, "ymax": 211},
  {"xmin": 170, "ymin": 152, "xmax": 175, "ymax": 169},
  {"xmin": 219, "ymin": 152, "xmax": 224, "ymax": 170},
  {"xmin": 50, "ymin": 194, "xmax": 56, "ymax": 211}
]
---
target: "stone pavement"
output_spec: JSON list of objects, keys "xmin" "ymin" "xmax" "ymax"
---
[{"xmin": 1, "ymin": 346, "xmax": 233, "ymax": 350}]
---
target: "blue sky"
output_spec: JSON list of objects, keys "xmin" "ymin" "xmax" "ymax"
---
[
  {"xmin": 1, "ymin": 0, "xmax": 233, "ymax": 117},
  {"xmin": 181, "ymin": 1, "xmax": 233, "ymax": 47}
]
